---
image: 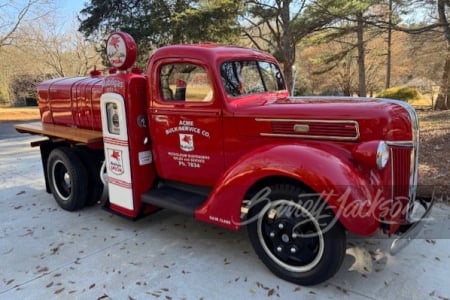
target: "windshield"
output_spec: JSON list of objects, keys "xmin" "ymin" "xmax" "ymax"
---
[{"xmin": 220, "ymin": 60, "xmax": 286, "ymax": 97}]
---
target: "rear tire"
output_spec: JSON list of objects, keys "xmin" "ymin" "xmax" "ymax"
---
[
  {"xmin": 47, "ymin": 147, "xmax": 88, "ymax": 211},
  {"xmin": 74, "ymin": 147, "xmax": 104, "ymax": 206},
  {"xmin": 247, "ymin": 183, "xmax": 346, "ymax": 286}
]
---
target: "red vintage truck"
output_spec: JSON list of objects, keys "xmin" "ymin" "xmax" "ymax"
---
[{"xmin": 15, "ymin": 32, "xmax": 433, "ymax": 286}]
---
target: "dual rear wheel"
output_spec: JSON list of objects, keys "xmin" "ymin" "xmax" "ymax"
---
[{"xmin": 47, "ymin": 147, "xmax": 103, "ymax": 211}]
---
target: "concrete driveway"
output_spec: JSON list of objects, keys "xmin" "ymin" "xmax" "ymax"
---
[{"xmin": 1, "ymin": 131, "xmax": 449, "ymax": 299}]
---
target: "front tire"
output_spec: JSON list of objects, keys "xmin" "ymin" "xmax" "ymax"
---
[
  {"xmin": 47, "ymin": 147, "xmax": 88, "ymax": 211},
  {"xmin": 247, "ymin": 184, "xmax": 346, "ymax": 286}
]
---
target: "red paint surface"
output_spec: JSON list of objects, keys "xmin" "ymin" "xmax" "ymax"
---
[{"xmin": 36, "ymin": 43, "xmax": 416, "ymax": 235}]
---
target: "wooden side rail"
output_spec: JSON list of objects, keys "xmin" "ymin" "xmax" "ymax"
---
[{"xmin": 14, "ymin": 122, "xmax": 103, "ymax": 144}]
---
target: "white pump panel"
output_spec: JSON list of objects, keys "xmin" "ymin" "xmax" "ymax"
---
[{"xmin": 100, "ymin": 93, "xmax": 134, "ymax": 210}]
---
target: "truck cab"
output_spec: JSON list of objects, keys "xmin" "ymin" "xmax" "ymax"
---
[{"xmin": 15, "ymin": 32, "xmax": 433, "ymax": 286}]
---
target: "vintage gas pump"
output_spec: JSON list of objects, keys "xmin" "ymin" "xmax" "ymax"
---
[{"xmin": 100, "ymin": 32, "xmax": 157, "ymax": 218}]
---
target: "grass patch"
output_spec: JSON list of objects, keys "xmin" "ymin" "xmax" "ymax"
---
[
  {"xmin": 377, "ymin": 86, "xmax": 424, "ymax": 102},
  {"xmin": 0, "ymin": 107, "xmax": 40, "ymax": 122}
]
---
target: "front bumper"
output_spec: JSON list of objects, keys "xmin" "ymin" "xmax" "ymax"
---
[{"xmin": 389, "ymin": 197, "xmax": 435, "ymax": 255}]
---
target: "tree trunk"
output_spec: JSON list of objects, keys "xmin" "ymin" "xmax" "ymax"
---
[
  {"xmin": 435, "ymin": 45, "xmax": 450, "ymax": 110},
  {"xmin": 356, "ymin": 12, "xmax": 367, "ymax": 97},
  {"xmin": 386, "ymin": 0, "xmax": 393, "ymax": 89},
  {"xmin": 280, "ymin": 0, "xmax": 295, "ymax": 94},
  {"xmin": 435, "ymin": 0, "xmax": 450, "ymax": 110}
]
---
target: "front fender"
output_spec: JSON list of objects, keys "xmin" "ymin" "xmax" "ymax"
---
[{"xmin": 195, "ymin": 144, "xmax": 382, "ymax": 236}]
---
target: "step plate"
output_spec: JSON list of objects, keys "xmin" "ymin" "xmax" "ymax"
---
[{"xmin": 141, "ymin": 186, "xmax": 207, "ymax": 216}]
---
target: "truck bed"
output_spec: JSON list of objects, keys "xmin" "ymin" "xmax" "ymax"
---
[{"xmin": 14, "ymin": 122, "xmax": 103, "ymax": 144}]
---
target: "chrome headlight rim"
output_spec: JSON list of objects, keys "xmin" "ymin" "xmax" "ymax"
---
[{"xmin": 376, "ymin": 141, "xmax": 389, "ymax": 169}]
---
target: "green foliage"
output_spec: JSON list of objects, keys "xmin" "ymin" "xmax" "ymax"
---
[
  {"xmin": 173, "ymin": 0, "xmax": 244, "ymax": 44},
  {"xmin": 376, "ymin": 86, "xmax": 423, "ymax": 102},
  {"xmin": 78, "ymin": 0, "xmax": 243, "ymax": 68}
]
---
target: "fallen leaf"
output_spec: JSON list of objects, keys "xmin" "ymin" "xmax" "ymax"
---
[{"xmin": 36, "ymin": 266, "xmax": 49, "ymax": 273}]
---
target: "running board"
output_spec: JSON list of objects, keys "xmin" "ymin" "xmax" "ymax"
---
[{"xmin": 141, "ymin": 183, "xmax": 209, "ymax": 216}]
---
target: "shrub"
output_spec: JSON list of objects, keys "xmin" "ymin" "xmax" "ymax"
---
[{"xmin": 376, "ymin": 86, "xmax": 423, "ymax": 102}]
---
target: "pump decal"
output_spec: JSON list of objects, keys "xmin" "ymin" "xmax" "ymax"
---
[
  {"xmin": 108, "ymin": 148, "xmax": 125, "ymax": 175},
  {"xmin": 104, "ymin": 137, "xmax": 128, "ymax": 147},
  {"xmin": 179, "ymin": 134, "xmax": 194, "ymax": 152},
  {"xmin": 139, "ymin": 150, "xmax": 152, "ymax": 165},
  {"xmin": 109, "ymin": 177, "xmax": 132, "ymax": 189}
]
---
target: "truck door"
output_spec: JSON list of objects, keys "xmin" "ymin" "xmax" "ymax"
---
[{"xmin": 149, "ymin": 61, "xmax": 224, "ymax": 187}]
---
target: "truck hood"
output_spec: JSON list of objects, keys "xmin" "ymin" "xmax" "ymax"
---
[{"xmin": 232, "ymin": 96, "xmax": 416, "ymax": 142}]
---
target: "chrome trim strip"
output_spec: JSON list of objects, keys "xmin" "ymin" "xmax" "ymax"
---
[
  {"xmin": 255, "ymin": 118, "xmax": 358, "ymax": 124},
  {"xmin": 386, "ymin": 141, "xmax": 414, "ymax": 147},
  {"xmin": 390, "ymin": 148, "xmax": 395, "ymax": 212},
  {"xmin": 256, "ymin": 118, "xmax": 360, "ymax": 141},
  {"xmin": 260, "ymin": 133, "xmax": 359, "ymax": 141}
]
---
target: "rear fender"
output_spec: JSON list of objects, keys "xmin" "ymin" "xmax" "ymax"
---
[{"xmin": 195, "ymin": 144, "xmax": 381, "ymax": 236}]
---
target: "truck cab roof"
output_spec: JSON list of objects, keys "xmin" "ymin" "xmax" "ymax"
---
[{"xmin": 147, "ymin": 44, "xmax": 279, "ymax": 67}]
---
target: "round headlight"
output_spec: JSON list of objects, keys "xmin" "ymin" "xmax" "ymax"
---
[{"xmin": 376, "ymin": 141, "xmax": 389, "ymax": 169}]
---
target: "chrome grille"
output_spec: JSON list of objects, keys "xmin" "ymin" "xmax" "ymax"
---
[
  {"xmin": 390, "ymin": 147, "xmax": 412, "ymax": 220},
  {"xmin": 381, "ymin": 97, "xmax": 420, "ymax": 222},
  {"xmin": 384, "ymin": 101, "xmax": 419, "ymax": 221}
]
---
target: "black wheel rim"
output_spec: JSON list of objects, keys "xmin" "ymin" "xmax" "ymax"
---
[{"xmin": 257, "ymin": 200, "xmax": 324, "ymax": 272}]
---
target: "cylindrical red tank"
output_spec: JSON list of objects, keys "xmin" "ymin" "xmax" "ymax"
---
[{"xmin": 38, "ymin": 75, "xmax": 105, "ymax": 131}]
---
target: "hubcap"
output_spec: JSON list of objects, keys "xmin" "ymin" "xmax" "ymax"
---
[
  {"xmin": 257, "ymin": 200, "xmax": 324, "ymax": 273},
  {"xmin": 52, "ymin": 160, "xmax": 72, "ymax": 201}
]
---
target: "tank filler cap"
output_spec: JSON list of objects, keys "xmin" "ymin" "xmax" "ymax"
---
[{"xmin": 106, "ymin": 32, "xmax": 137, "ymax": 71}]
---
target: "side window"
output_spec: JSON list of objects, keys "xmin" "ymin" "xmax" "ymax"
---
[
  {"xmin": 241, "ymin": 61, "xmax": 264, "ymax": 94},
  {"xmin": 220, "ymin": 60, "xmax": 286, "ymax": 97},
  {"xmin": 159, "ymin": 63, "xmax": 213, "ymax": 102},
  {"xmin": 259, "ymin": 62, "xmax": 285, "ymax": 91}
]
